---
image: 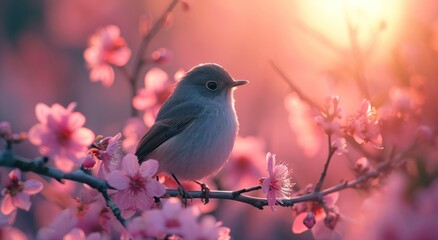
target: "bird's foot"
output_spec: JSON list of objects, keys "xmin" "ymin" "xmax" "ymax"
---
[
  {"xmin": 195, "ymin": 180, "xmax": 210, "ymax": 204},
  {"xmin": 172, "ymin": 174, "xmax": 192, "ymax": 206}
]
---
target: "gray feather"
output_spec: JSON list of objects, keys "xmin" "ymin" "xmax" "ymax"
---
[{"xmin": 135, "ymin": 101, "xmax": 204, "ymax": 162}]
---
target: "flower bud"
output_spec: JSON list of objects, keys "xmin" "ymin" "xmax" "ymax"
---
[
  {"xmin": 82, "ymin": 155, "xmax": 96, "ymax": 170},
  {"xmin": 331, "ymin": 138, "xmax": 347, "ymax": 155},
  {"xmin": 303, "ymin": 211, "xmax": 316, "ymax": 229},
  {"xmin": 415, "ymin": 125, "xmax": 433, "ymax": 143},
  {"xmin": 0, "ymin": 121, "xmax": 12, "ymax": 138},
  {"xmin": 355, "ymin": 157, "xmax": 370, "ymax": 173},
  {"xmin": 151, "ymin": 48, "xmax": 172, "ymax": 64},
  {"xmin": 324, "ymin": 212, "xmax": 339, "ymax": 230}
]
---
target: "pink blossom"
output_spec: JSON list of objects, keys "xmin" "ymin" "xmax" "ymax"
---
[
  {"xmin": 331, "ymin": 138, "xmax": 347, "ymax": 155},
  {"xmin": 259, "ymin": 152, "xmax": 292, "ymax": 211},
  {"xmin": 28, "ymin": 102, "xmax": 95, "ymax": 171},
  {"xmin": 38, "ymin": 188, "xmax": 110, "ymax": 240},
  {"xmin": 0, "ymin": 209, "xmax": 16, "ymax": 227},
  {"xmin": 132, "ymin": 67, "xmax": 175, "ymax": 127},
  {"xmin": 315, "ymin": 95, "xmax": 343, "ymax": 136},
  {"xmin": 86, "ymin": 133, "xmax": 123, "ymax": 179},
  {"xmin": 63, "ymin": 228, "xmax": 105, "ymax": 240},
  {"xmin": 142, "ymin": 198, "xmax": 200, "ymax": 238},
  {"xmin": 292, "ymin": 192, "xmax": 343, "ymax": 239},
  {"xmin": 189, "ymin": 215, "xmax": 231, "ymax": 240},
  {"xmin": 74, "ymin": 189, "xmax": 112, "ymax": 234},
  {"xmin": 37, "ymin": 208, "xmax": 78, "ymax": 240},
  {"xmin": 83, "ymin": 25, "xmax": 131, "ymax": 87},
  {"xmin": 126, "ymin": 214, "xmax": 157, "ymax": 240},
  {"xmin": 354, "ymin": 157, "xmax": 370, "ymax": 173},
  {"xmin": 0, "ymin": 227, "xmax": 27, "ymax": 240},
  {"xmin": 0, "ymin": 121, "xmax": 12, "ymax": 138},
  {"xmin": 1, "ymin": 169, "xmax": 43, "ymax": 215},
  {"xmin": 107, "ymin": 154, "xmax": 166, "ymax": 218},
  {"xmin": 151, "ymin": 48, "xmax": 172, "ymax": 64},
  {"xmin": 346, "ymin": 99, "xmax": 382, "ymax": 148},
  {"xmin": 348, "ymin": 173, "xmax": 438, "ymax": 239},
  {"xmin": 122, "ymin": 117, "xmax": 147, "ymax": 154}
]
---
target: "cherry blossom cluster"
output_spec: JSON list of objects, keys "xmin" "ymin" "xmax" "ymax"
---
[{"xmin": 1, "ymin": 0, "xmax": 438, "ymax": 239}]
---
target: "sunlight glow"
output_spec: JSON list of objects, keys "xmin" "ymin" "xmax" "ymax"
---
[{"xmin": 295, "ymin": 0, "xmax": 408, "ymax": 58}]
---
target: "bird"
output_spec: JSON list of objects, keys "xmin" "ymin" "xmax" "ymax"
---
[{"xmin": 135, "ymin": 63, "xmax": 247, "ymax": 184}]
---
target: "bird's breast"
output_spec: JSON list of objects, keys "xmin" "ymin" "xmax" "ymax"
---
[{"xmin": 152, "ymin": 102, "xmax": 239, "ymax": 180}]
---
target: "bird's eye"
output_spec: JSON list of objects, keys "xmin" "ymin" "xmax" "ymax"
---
[{"xmin": 206, "ymin": 81, "xmax": 218, "ymax": 91}]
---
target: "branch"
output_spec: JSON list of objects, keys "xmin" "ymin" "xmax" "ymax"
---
[
  {"xmin": 164, "ymin": 160, "xmax": 389, "ymax": 209},
  {"xmin": 0, "ymin": 149, "xmax": 126, "ymax": 227},
  {"xmin": 291, "ymin": 18, "xmax": 346, "ymax": 57},
  {"xmin": 314, "ymin": 135, "xmax": 335, "ymax": 192},
  {"xmin": 343, "ymin": 4, "xmax": 370, "ymax": 99},
  {"xmin": 127, "ymin": 0, "xmax": 180, "ymax": 116},
  {"xmin": 269, "ymin": 61, "xmax": 325, "ymax": 113}
]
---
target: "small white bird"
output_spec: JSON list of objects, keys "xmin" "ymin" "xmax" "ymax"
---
[{"xmin": 135, "ymin": 63, "xmax": 247, "ymax": 181}]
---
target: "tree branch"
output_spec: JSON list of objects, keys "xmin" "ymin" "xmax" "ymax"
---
[
  {"xmin": 314, "ymin": 135, "xmax": 335, "ymax": 192},
  {"xmin": 0, "ymin": 149, "xmax": 126, "ymax": 227},
  {"xmin": 269, "ymin": 60, "xmax": 325, "ymax": 113},
  {"xmin": 127, "ymin": 0, "xmax": 180, "ymax": 117},
  {"xmin": 164, "ymin": 160, "xmax": 389, "ymax": 209}
]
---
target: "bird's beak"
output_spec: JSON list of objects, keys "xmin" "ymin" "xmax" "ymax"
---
[{"xmin": 228, "ymin": 80, "xmax": 249, "ymax": 88}]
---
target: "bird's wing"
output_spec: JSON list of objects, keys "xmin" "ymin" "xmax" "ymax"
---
[{"xmin": 135, "ymin": 102, "xmax": 203, "ymax": 162}]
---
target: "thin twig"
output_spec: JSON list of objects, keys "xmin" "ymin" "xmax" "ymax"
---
[
  {"xmin": 291, "ymin": 18, "xmax": 346, "ymax": 57},
  {"xmin": 343, "ymin": 4, "xmax": 370, "ymax": 99},
  {"xmin": 232, "ymin": 185, "xmax": 262, "ymax": 198},
  {"xmin": 127, "ymin": 0, "xmax": 180, "ymax": 117},
  {"xmin": 270, "ymin": 62, "xmax": 380, "ymax": 160},
  {"xmin": 314, "ymin": 135, "xmax": 335, "ymax": 192},
  {"xmin": 269, "ymin": 60, "xmax": 325, "ymax": 113}
]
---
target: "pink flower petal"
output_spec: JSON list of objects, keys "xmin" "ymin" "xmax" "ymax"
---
[
  {"xmin": 261, "ymin": 178, "xmax": 271, "ymax": 194},
  {"xmin": 83, "ymin": 47, "xmax": 101, "ymax": 66},
  {"xmin": 292, "ymin": 212, "xmax": 309, "ymax": 234},
  {"xmin": 114, "ymin": 190, "xmax": 133, "ymax": 210},
  {"xmin": 12, "ymin": 193, "xmax": 31, "ymax": 211},
  {"xmin": 139, "ymin": 160, "xmax": 159, "ymax": 178},
  {"xmin": 1, "ymin": 195, "xmax": 16, "ymax": 215},
  {"xmin": 122, "ymin": 154, "xmax": 140, "ymax": 176},
  {"xmin": 67, "ymin": 112, "xmax": 86, "ymax": 130},
  {"xmin": 70, "ymin": 128, "xmax": 95, "ymax": 146},
  {"xmin": 133, "ymin": 89, "xmax": 157, "ymax": 110},
  {"xmin": 35, "ymin": 103, "xmax": 51, "ymax": 124},
  {"xmin": 8, "ymin": 169, "xmax": 21, "ymax": 180},
  {"xmin": 121, "ymin": 208, "xmax": 136, "ymax": 219},
  {"xmin": 108, "ymin": 47, "xmax": 131, "ymax": 66},
  {"xmin": 105, "ymin": 25, "xmax": 121, "ymax": 38},
  {"xmin": 107, "ymin": 171, "xmax": 130, "ymax": 190},
  {"xmin": 312, "ymin": 221, "xmax": 340, "ymax": 240},
  {"xmin": 54, "ymin": 157, "xmax": 75, "ymax": 172},
  {"xmin": 144, "ymin": 67, "xmax": 168, "ymax": 90},
  {"xmin": 146, "ymin": 180, "xmax": 166, "ymax": 197},
  {"xmin": 65, "ymin": 102, "xmax": 77, "ymax": 113},
  {"xmin": 323, "ymin": 192, "xmax": 339, "ymax": 207},
  {"xmin": 267, "ymin": 191, "xmax": 277, "ymax": 211},
  {"xmin": 266, "ymin": 152, "xmax": 275, "ymax": 175},
  {"xmin": 23, "ymin": 179, "xmax": 43, "ymax": 195},
  {"xmin": 90, "ymin": 65, "xmax": 114, "ymax": 87},
  {"xmin": 28, "ymin": 124, "xmax": 45, "ymax": 146},
  {"xmin": 63, "ymin": 228, "xmax": 86, "ymax": 240}
]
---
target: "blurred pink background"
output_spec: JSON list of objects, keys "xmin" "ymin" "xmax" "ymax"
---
[{"xmin": 1, "ymin": 0, "xmax": 438, "ymax": 239}]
